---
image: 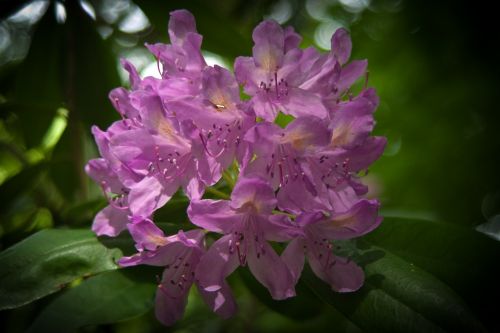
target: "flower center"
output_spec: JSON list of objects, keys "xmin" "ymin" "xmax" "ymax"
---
[
  {"xmin": 259, "ymin": 72, "xmax": 289, "ymax": 99},
  {"xmin": 316, "ymin": 155, "xmax": 352, "ymax": 189}
]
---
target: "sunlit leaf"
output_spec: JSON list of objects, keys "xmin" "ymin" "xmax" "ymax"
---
[{"xmin": 0, "ymin": 228, "xmax": 122, "ymax": 310}]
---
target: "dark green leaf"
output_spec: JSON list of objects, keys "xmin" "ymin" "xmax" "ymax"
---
[
  {"xmin": 0, "ymin": 162, "xmax": 46, "ymax": 213},
  {"xmin": 238, "ymin": 267, "xmax": 323, "ymax": 321},
  {"xmin": 28, "ymin": 268, "xmax": 157, "ymax": 333},
  {"xmin": 135, "ymin": 0, "xmax": 251, "ymax": 59},
  {"xmin": 0, "ymin": 228, "xmax": 122, "ymax": 310},
  {"xmin": 6, "ymin": 8, "xmax": 64, "ymax": 148},
  {"xmin": 302, "ymin": 245, "xmax": 485, "ymax": 333},
  {"xmin": 9, "ymin": 9, "xmax": 64, "ymax": 109},
  {"xmin": 363, "ymin": 217, "xmax": 500, "ymax": 331},
  {"xmin": 153, "ymin": 195, "xmax": 190, "ymax": 224},
  {"xmin": 64, "ymin": 1, "xmax": 121, "ymax": 129}
]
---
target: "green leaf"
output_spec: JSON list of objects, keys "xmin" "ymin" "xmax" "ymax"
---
[
  {"xmin": 135, "ymin": 1, "xmax": 251, "ymax": 59},
  {"xmin": 64, "ymin": 1, "xmax": 121, "ymax": 129},
  {"xmin": 275, "ymin": 112, "xmax": 295, "ymax": 128},
  {"xmin": 238, "ymin": 267, "xmax": 323, "ymax": 321},
  {"xmin": 153, "ymin": 195, "xmax": 190, "ymax": 224},
  {"xmin": 6, "ymin": 8, "xmax": 64, "ymax": 149},
  {"xmin": 302, "ymin": 244, "xmax": 485, "ymax": 333},
  {"xmin": 0, "ymin": 162, "xmax": 46, "ymax": 214},
  {"xmin": 28, "ymin": 268, "xmax": 157, "ymax": 332},
  {"xmin": 363, "ymin": 217, "xmax": 500, "ymax": 330},
  {"xmin": 0, "ymin": 228, "xmax": 122, "ymax": 310}
]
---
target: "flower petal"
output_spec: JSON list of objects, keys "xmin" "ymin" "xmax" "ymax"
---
[
  {"xmin": 247, "ymin": 240, "xmax": 295, "ymax": 300},
  {"xmin": 168, "ymin": 10, "xmax": 198, "ymax": 45},
  {"xmin": 109, "ymin": 88, "xmax": 140, "ymax": 119},
  {"xmin": 330, "ymin": 95, "xmax": 377, "ymax": 148},
  {"xmin": 195, "ymin": 235, "xmax": 240, "ymax": 292},
  {"xmin": 316, "ymin": 199, "xmax": 382, "ymax": 239},
  {"xmin": 331, "ymin": 28, "xmax": 352, "ymax": 65},
  {"xmin": 336, "ymin": 59, "xmax": 367, "ymax": 93},
  {"xmin": 203, "ymin": 65, "xmax": 240, "ymax": 108},
  {"xmin": 252, "ymin": 20, "xmax": 284, "ymax": 71},
  {"xmin": 277, "ymin": 176, "xmax": 324, "ymax": 214},
  {"xmin": 234, "ymin": 56, "xmax": 260, "ymax": 95},
  {"xmin": 128, "ymin": 176, "xmax": 174, "ymax": 218},
  {"xmin": 128, "ymin": 219, "xmax": 166, "ymax": 251},
  {"xmin": 281, "ymin": 87, "xmax": 328, "ymax": 119},
  {"xmin": 197, "ymin": 281, "xmax": 237, "ymax": 319},
  {"xmin": 92, "ymin": 205, "xmax": 129, "ymax": 237},
  {"xmin": 230, "ymin": 176, "xmax": 277, "ymax": 215},
  {"xmin": 263, "ymin": 214, "xmax": 303, "ymax": 242},
  {"xmin": 155, "ymin": 273, "xmax": 189, "ymax": 326},
  {"xmin": 308, "ymin": 252, "xmax": 364, "ymax": 293},
  {"xmin": 283, "ymin": 26, "xmax": 302, "ymax": 53},
  {"xmin": 281, "ymin": 238, "xmax": 305, "ymax": 284},
  {"xmin": 334, "ymin": 136, "xmax": 387, "ymax": 172},
  {"xmin": 188, "ymin": 199, "xmax": 239, "ymax": 233},
  {"xmin": 283, "ymin": 116, "xmax": 331, "ymax": 150},
  {"xmin": 120, "ymin": 59, "xmax": 141, "ymax": 90}
]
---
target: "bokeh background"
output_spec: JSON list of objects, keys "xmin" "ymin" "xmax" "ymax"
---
[{"xmin": 1, "ymin": 0, "xmax": 499, "ymax": 332}]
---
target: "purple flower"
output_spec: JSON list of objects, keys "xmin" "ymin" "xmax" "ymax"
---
[
  {"xmin": 104, "ymin": 66, "xmax": 225, "ymax": 219},
  {"xmin": 301, "ymin": 28, "xmax": 369, "ymax": 102},
  {"xmin": 86, "ymin": 9, "xmax": 386, "ymax": 326},
  {"xmin": 234, "ymin": 20, "xmax": 329, "ymax": 121},
  {"xmin": 282, "ymin": 200, "xmax": 381, "ymax": 292},
  {"xmin": 166, "ymin": 65, "xmax": 256, "ymax": 169},
  {"xmin": 146, "ymin": 10, "xmax": 206, "ymax": 81},
  {"xmin": 85, "ymin": 124, "xmax": 142, "ymax": 236},
  {"xmin": 243, "ymin": 116, "xmax": 330, "ymax": 213},
  {"xmin": 188, "ymin": 176, "xmax": 299, "ymax": 300},
  {"xmin": 119, "ymin": 219, "xmax": 236, "ymax": 325},
  {"xmin": 243, "ymin": 98, "xmax": 386, "ymax": 214}
]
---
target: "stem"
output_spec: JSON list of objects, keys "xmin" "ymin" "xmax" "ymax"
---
[
  {"xmin": 65, "ymin": 2, "xmax": 88, "ymax": 201},
  {"xmin": 272, "ymin": 210, "xmax": 296, "ymax": 218},
  {"xmin": 222, "ymin": 171, "xmax": 235, "ymax": 188},
  {"xmin": 205, "ymin": 187, "xmax": 230, "ymax": 199}
]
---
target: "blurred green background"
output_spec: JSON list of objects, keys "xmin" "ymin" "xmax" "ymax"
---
[{"xmin": 1, "ymin": 0, "xmax": 499, "ymax": 332}]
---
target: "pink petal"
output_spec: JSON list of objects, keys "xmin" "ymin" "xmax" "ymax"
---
[
  {"xmin": 198, "ymin": 282, "xmax": 237, "ymax": 319},
  {"xmin": 128, "ymin": 176, "xmax": 173, "ymax": 218},
  {"xmin": 282, "ymin": 87, "xmax": 328, "ymax": 119},
  {"xmin": 308, "ymin": 251, "xmax": 364, "ymax": 292},
  {"xmin": 283, "ymin": 26, "xmax": 302, "ymax": 53},
  {"xmin": 281, "ymin": 238, "xmax": 306, "ymax": 284},
  {"xmin": 168, "ymin": 10, "xmax": 198, "ymax": 45},
  {"xmin": 195, "ymin": 235, "xmax": 240, "ymax": 292},
  {"xmin": 252, "ymin": 20, "xmax": 284, "ymax": 71},
  {"xmin": 316, "ymin": 199, "xmax": 382, "ymax": 240},
  {"xmin": 127, "ymin": 219, "xmax": 166, "ymax": 251},
  {"xmin": 337, "ymin": 59, "xmax": 367, "ymax": 93},
  {"xmin": 155, "ymin": 276, "xmax": 189, "ymax": 326},
  {"xmin": 234, "ymin": 56, "xmax": 260, "ymax": 94},
  {"xmin": 247, "ymin": 240, "xmax": 295, "ymax": 300},
  {"xmin": 188, "ymin": 200, "xmax": 239, "ymax": 233},
  {"xmin": 120, "ymin": 59, "xmax": 141, "ymax": 90},
  {"xmin": 229, "ymin": 177, "xmax": 277, "ymax": 215},
  {"xmin": 331, "ymin": 28, "xmax": 352, "ymax": 65},
  {"xmin": 92, "ymin": 205, "xmax": 128, "ymax": 237}
]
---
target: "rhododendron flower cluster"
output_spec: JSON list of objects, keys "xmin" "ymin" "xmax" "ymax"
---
[{"xmin": 86, "ymin": 9, "xmax": 385, "ymax": 326}]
